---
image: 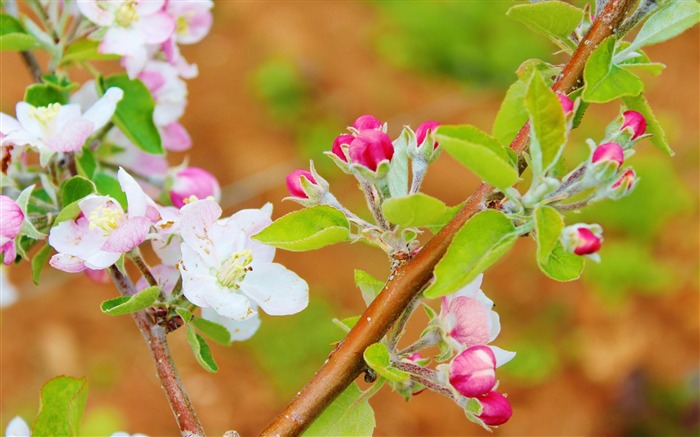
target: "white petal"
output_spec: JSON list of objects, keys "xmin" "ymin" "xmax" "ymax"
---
[
  {"xmin": 205, "ymin": 289, "xmax": 254, "ymax": 321},
  {"xmin": 490, "ymin": 346, "xmax": 516, "ymax": 368},
  {"xmin": 118, "ymin": 167, "xmax": 150, "ymax": 217},
  {"xmin": 0, "ymin": 267, "xmax": 19, "ymax": 307},
  {"xmin": 201, "ymin": 306, "xmax": 261, "ymax": 342},
  {"xmin": 16, "ymin": 102, "xmax": 43, "ymax": 140},
  {"xmin": 77, "ymin": 0, "xmax": 114, "ymax": 26},
  {"xmin": 83, "ymin": 87, "xmax": 124, "ymax": 131},
  {"xmin": 241, "ymin": 263, "xmax": 308, "ymax": 316},
  {"xmin": 5, "ymin": 416, "xmax": 31, "ymax": 437}
]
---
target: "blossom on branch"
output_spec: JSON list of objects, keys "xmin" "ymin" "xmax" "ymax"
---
[{"xmin": 0, "ymin": 195, "xmax": 24, "ymax": 265}]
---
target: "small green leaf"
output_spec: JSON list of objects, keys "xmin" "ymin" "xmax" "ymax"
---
[
  {"xmin": 32, "ymin": 376, "xmax": 89, "ymax": 437},
  {"xmin": 252, "ymin": 205, "xmax": 350, "ymax": 251},
  {"xmin": 387, "ymin": 127, "xmax": 410, "ymax": 198},
  {"xmin": 303, "ymin": 382, "xmax": 376, "ymax": 437},
  {"xmin": 41, "ymin": 74, "xmax": 79, "ymax": 92},
  {"xmin": 192, "ymin": 316, "xmax": 231, "ymax": 346},
  {"xmin": 31, "ymin": 244, "xmax": 52, "ymax": 285},
  {"xmin": 582, "ymin": 36, "xmax": 644, "ymax": 103},
  {"xmin": 493, "ymin": 78, "xmax": 529, "ymax": 146},
  {"xmin": 76, "ymin": 147, "xmax": 98, "ymax": 179},
  {"xmin": 61, "ymin": 39, "xmax": 120, "ymax": 65},
  {"xmin": 622, "ymin": 94, "xmax": 673, "ymax": 156},
  {"xmin": 24, "ymin": 84, "xmax": 68, "ymax": 107},
  {"xmin": 534, "ymin": 206, "xmax": 564, "ymax": 264},
  {"xmin": 382, "ymin": 193, "xmax": 459, "ymax": 229},
  {"xmin": 0, "ymin": 14, "xmax": 38, "ymax": 51},
  {"xmin": 176, "ymin": 308, "xmax": 194, "ymax": 323},
  {"xmin": 100, "ymin": 286, "xmax": 160, "ymax": 316},
  {"xmin": 186, "ymin": 326, "xmax": 219, "ymax": 373},
  {"xmin": 525, "ymin": 70, "xmax": 566, "ymax": 174},
  {"xmin": 99, "ymin": 74, "xmax": 163, "ymax": 155},
  {"xmin": 332, "ymin": 316, "xmax": 360, "ymax": 332},
  {"xmin": 424, "ymin": 210, "xmax": 517, "ymax": 298},
  {"xmin": 507, "ymin": 1, "xmax": 583, "ymax": 51},
  {"xmin": 624, "ymin": 1, "xmax": 700, "ymax": 54},
  {"xmin": 537, "ymin": 241, "xmax": 584, "ymax": 281},
  {"xmin": 60, "ymin": 176, "xmax": 96, "ymax": 206},
  {"xmin": 363, "ymin": 343, "xmax": 409, "ymax": 383},
  {"xmin": 354, "ymin": 269, "xmax": 384, "ymax": 306},
  {"xmin": 94, "ymin": 172, "xmax": 128, "ymax": 209},
  {"xmin": 437, "ymin": 125, "xmax": 518, "ymax": 191}
]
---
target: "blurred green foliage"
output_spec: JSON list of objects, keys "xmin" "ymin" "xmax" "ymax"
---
[
  {"xmin": 250, "ymin": 58, "xmax": 309, "ymax": 125},
  {"xmin": 372, "ymin": 1, "xmax": 552, "ymax": 88}
]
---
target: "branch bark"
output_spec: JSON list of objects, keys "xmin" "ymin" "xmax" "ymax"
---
[{"xmin": 260, "ymin": 1, "xmax": 637, "ymax": 435}]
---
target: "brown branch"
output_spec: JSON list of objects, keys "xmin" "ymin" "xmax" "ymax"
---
[
  {"xmin": 259, "ymin": 0, "xmax": 637, "ymax": 435},
  {"xmin": 107, "ymin": 266, "xmax": 206, "ymax": 437}
]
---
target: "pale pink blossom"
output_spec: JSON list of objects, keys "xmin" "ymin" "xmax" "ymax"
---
[
  {"xmin": 161, "ymin": 36, "xmax": 198, "ymax": 79},
  {"xmin": 0, "ymin": 195, "xmax": 24, "ymax": 265},
  {"xmin": 166, "ymin": 0, "xmax": 213, "ymax": 45},
  {"xmin": 169, "ymin": 167, "xmax": 221, "ymax": 207},
  {"xmin": 138, "ymin": 60, "xmax": 187, "ymax": 126}
]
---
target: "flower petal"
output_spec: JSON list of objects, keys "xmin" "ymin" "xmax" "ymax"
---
[
  {"xmin": 47, "ymin": 117, "xmax": 93, "ymax": 152},
  {"xmin": 102, "ymin": 216, "xmax": 152, "ymax": 252},
  {"xmin": 83, "ymin": 87, "xmax": 124, "ymax": 131},
  {"xmin": 49, "ymin": 253, "xmax": 87, "ymax": 273},
  {"xmin": 201, "ymin": 306, "xmax": 261, "ymax": 342},
  {"xmin": 240, "ymin": 263, "xmax": 309, "ymax": 316}
]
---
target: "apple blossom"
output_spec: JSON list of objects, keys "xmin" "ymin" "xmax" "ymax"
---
[
  {"xmin": 169, "ymin": 166, "xmax": 221, "ymax": 207},
  {"xmin": 286, "ymin": 169, "xmax": 317, "ymax": 199},
  {"xmin": 562, "ymin": 224, "xmax": 603, "ymax": 257},
  {"xmin": 178, "ymin": 199, "xmax": 308, "ymax": 321},
  {"xmin": 476, "ymin": 391, "xmax": 513, "ymax": 426},
  {"xmin": 139, "ymin": 60, "xmax": 187, "ymax": 127},
  {"xmin": 0, "ymin": 195, "xmax": 24, "ymax": 265},
  {"xmin": 348, "ymin": 130, "xmax": 394, "ymax": 172},
  {"xmin": 166, "ymin": 0, "xmax": 214, "ymax": 45},
  {"xmin": 4, "ymin": 416, "xmax": 30, "ymax": 437},
  {"xmin": 611, "ymin": 168, "xmax": 636, "ymax": 192}
]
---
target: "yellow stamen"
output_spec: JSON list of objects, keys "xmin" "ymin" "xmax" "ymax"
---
[
  {"xmin": 88, "ymin": 204, "xmax": 124, "ymax": 235},
  {"xmin": 216, "ymin": 250, "xmax": 253, "ymax": 288},
  {"xmin": 115, "ymin": 1, "xmax": 139, "ymax": 27}
]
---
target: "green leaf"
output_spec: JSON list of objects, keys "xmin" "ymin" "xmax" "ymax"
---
[
  {"xmin": 191, "ymin": 316, "xmax": 231, "ymax": 346},
  {"xmin": 525, "ymin": 70, "xmax": 566, "ymax": 174},
  {"xmin": 0, "ymin": 13, "xmax": 38, "ymax": 51},
  {"xmin": 437, "ymin": 125, "xmax": 519, "ymax": 191},
  {"xmin": 303, "ymin": 382, "xmax": 376, "ymax": 437},
  {"xmin": 624, "ymin": 1, "xmax": 700, "ymax": 54},
  {"xmin": 534, "ymin": 206, "xmax": 564, "ymax": 264},
  {"xmin": 582, "ymin": 36, "xmax": 644, "ymax": 103},
  {"xmin": 176, "ymin": 308, "xmax": 194, "ymax": 323},
  {"xmin": 622, "ymin": 94, "xmax": 673, "ymax": 156},
  {"xmin": 332, "ymin": 315, "xmax": 360, "ymax": 332},
  {"xmin": 507, "ymin": 1, "xmax": 583, "ymax": 51},
  {"xmin": 31, "ymin": 243, "xmax": 52, "ymax": 285},
  {"xmin": 41, "ymin": 74, "xmax": 79, "ymax": 92},
  {"xmin": 100, "ymin": 286, "xmax": 160, "ymax": 316},
  {"xmin": 186, "ymin": 326, "xmax": 219, "ymax": 373},
  {"xmin": 76, "ymin": 147, "xmax": 98, "ymax": 179},
  {"xmin": 99, "ymin": 74, "xmax": 163, "ymax": 155},
  {"xmin": 354, "ymin": 269, "xmax": 384, "ymax": 306},
  {"xmin": 24, "ymin": 84, "xmax": 68, "ymax": 107},
  {"xmin": 60, "ymin": 176, "xmax": 96, "ymax": 206},
  {"xmin": 252, "ymin": 205, "xmax": 351, "ymax": 251},
  {"xmin": 94, "ymin": 172, "xmax": 128, "ymax": 209},
  {"xmin": 387, "ymin": 127, "xmax": 410, "ymax": 198},
  {"xmin": 363, "ymin": 343, "xmax": 409, "ymax": 382},
  {"xmin": 61, "ymin": 39, "xmax": 120, "ymax": 65},
  {"xmin": 537, "ymin": 241, "xmax": 584, "ymax": 282},
  {"xmin": 382, "ymin": 193, "xmax": 460, "ymax": 230},
  {"xmin": 493, "ymin": 78, "xmax": 529, "ymax": 146},
  {"xmin": 32, "ymin": 376, "xmax": 89, "ymax": 436},
  {"xmin": 424, "ymin": 210, "xmax": 517, "ymax": 298}
]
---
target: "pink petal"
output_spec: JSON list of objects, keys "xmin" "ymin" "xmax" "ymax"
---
[
  {"xmin": 161, "ymin": 122, "xmax": 191, "ymax": 151},
  {"xmin": 138, "ymin": 12, "xmax": 175, "ymax": 45},
  {"xmin": 47, "ymin": 117, "xmax": 93, "ymax": 152},
  {"xmin": 102, "ymin": 216, "xmax": 152, "ymax": 252},
  {"xmin": 49, "ymin": 253, "xmax": 87, "ymax": 273}
]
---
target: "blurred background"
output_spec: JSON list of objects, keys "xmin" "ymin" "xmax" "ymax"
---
[{"xmin": 1, "ymin": 2, "xmax": 698, "ymax": 436}]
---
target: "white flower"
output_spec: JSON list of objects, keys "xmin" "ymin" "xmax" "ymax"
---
[
  {"xmin": 178, "ymin": 199, "xmax": 308, "ymax": 321},
  {"xmin": 4, "ymin": 416, "xmax": 30, "ymax": 437}
]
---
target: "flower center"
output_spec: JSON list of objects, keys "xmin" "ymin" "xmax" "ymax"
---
[
  {"xmin": 88, "ymin": 203, "xmax": 125, "ymax": 235},
  {"xmin": 29, "ymin": 103, "xmax": 61, "ymax": 126},
  {"xmin": 216, "ymin": 250, "xmax": 253, "ymax": 288},
  {"xmin": 176, "ymin": 16, "xmax": 190, "ymax": 35},
  {"xmin": 115, "ymin": 1, "xmax": 138, "ymax": 27}
]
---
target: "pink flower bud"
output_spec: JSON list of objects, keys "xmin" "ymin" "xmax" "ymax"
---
[
  {"xmin": 621, "ymin": 110, "xmax": 646, "ymax": 139},
  {"xmin": 592, "ymin": 142, "xmax": 624, "ymax": 168},
  {"xmin": 573, "ymin": 227, "xmax": 601, "ymax": 256},
  {"xmin": 332, "ymin": 134, "xmax": 354, "ymax": 162},
  {"xmin": 0, "ymin": 195, "xmax": 23, "ymax": 265},
  {"xmin": 449, "ymin": 345, "xmax": 497, "ymax": 397},
  {"xmin": 557, "ymin": 94, "xmax": 574, "ymax": 115},
  {"xmin": 348, "ymin": 130, "xmax": 394, "ymax": 172},
  {"xmin": 353, "ymin": 114, "xmax": 383, "ymax": 131},
  {"xmin": 611, "ymin": 168, "xmax": 636, "ymax": 191},
  {"xmin": 415, "ymin": 121, "xmax": 441, "ymax": 149},
  {"xmin": 286, "ymin": 169, "xmax": 317, "ymax": 199},
  {"xmin": 170, "ymin": 167, "xmax": 221, "ymax": 208},
  {"xmin": 477, "ymin": 391, "xmax": 513, "ymax": 426}
]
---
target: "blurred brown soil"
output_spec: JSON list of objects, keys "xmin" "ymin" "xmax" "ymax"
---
[{"xmin": 1, "ymin": 2, "xmax": 698, "ymax": 437}]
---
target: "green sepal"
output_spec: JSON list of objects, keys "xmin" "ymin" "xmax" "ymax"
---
[
  {"xmin": 24, "ymin": 83, "xmax": 68, "ymax": 107},
  {"xmin": 60, "ymin": 176, "xmax": 96, "ymax": 206},
  {"xmin": 534, "ymin": 205, "xmax": 564, "ymax": 264},
  {"xmin": 437, "ymin": 125, "xmax": 519, "ymax": 191},
  {"xmin": 0, "ymin": 13, "xmax": 38, "ymax": 51},
  {"xmin": 582, "ymin": 36, "xmax": 644, "ymax": 103},
  {"xmin": 61, "ymin": 39, "xmax": 121, "ymax": 65},
  {"xmin": 303, "ymin": 382, "xmax": 375, "ymax": 437},
  {"xmin": 354, "ymin": 269, "xmax": 384, "ymax": 306},
  {"xmin": 31, "ymin": 243, "xmax": 52, "ymax": 285},
  {"xmin": 423, "ymin": 210, "xmax": 517, "ymax": 299},
  {"xmin": 191, "ymin": 316, "xmax": 231, "ymax": 346},
  {"xmin": 537, "ymin": 241, "xmax": 584, "ymax": 282},
  {"xmin": 186, "ymin": 326, "xmax": 219, "ymax": 373},
  {"xmin": 100, "ymin": 286, "xmax": 160, "ymax": 316},
  {"xmin": 506, "ymin": 1, "xmax": 583, "ymax": 52},
  {"xmin": 363, "ymin": 343, "xmax": 410, "ymax": 383},
  {"xmin": 32, "ymin": 376, "xmax": 89, "ymax": 437},
  {"xmin": 176, "ymin": 308, "xmax": 194, "ymax": 323},
  {"xmin": 382, "ymin": 193, "xmax": 461, "ymax": 231},
  {"xmin": 525, "ymin": 69, "xmax": 566, "ymax": 175},
  {"xmin": 622, "ymin": 94, "xmax": 673, "ymax": 156},
  {"xmin": 252, "ymin": 205, "xmax": 351, "ymax": 251},
  {"xmin": 98, "ymin": 74, "xmax": 163, "ymax": 155}
]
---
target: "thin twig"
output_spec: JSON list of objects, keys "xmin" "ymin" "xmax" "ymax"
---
[{"xmin": 259, "ymin": 1, "xmax": 637, "ymax": 435}]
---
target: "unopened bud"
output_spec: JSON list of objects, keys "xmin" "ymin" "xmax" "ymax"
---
[
  {"xmin": 170, "ymin": 167, "xmax": 221, "ymax": 208},
  {"xmin": 477, "ymin": 391, "xmax": 513, "ymax": 426},
  {"xmin": 0, "ymin": 195, "xmax": 24, "ymax": 265},
  {"xmin": 331, "ymin": 134, "xmax": 354, "ymax": 162},
  {"xmin": 562, "ymin": 224, "xmax": 603, "ymax": 256},
  {"xmin": 621, "ymin": 110, "xmax": 646, "ymax": 139},
  {"xmin": 348, "ymin": 130, "xmax": 394, "ymax": 172},
  {"xmin": 557, "ymin": 94, "xmax": 574, "ymax": 115},
  {"xmin": 592, "ymin": 142, "xmax": 624, "ymax": 168},
  {"xmin": 415, "ymin": 121, "xmax": 441, "ymax": 149},
  {"xmin": 353, "ymin": 114, "xmax": 383, "ymax": 131},
  {"xmin": 285, "ymin": 169, "xmax": 317, "ymax": 199},
  {"xmin": 448, "ymin": 345, "xmax": 497, "ymax": 397}
]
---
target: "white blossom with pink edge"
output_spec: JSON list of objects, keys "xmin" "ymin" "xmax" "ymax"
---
[
  {"xmin": 167, "ymin": 0, "xmax": 213, "ymax": 45},
  {"xmin": 0, "ymin": 88, "xmax": 123, "ymax": 165},
  {"xmin": 48, "ymin": 168, "xmax": 161, "ymax": 272},
  {"xmin": 438, "ymin": 274, "xmax": 515, "ymax": 368},
  {"xmin": 178, "ymin": 199, "xmax": 309, "ymax": 321},
  {"xmin": 77, "ymin": 0, "xmax": 176, "ymax": 78},
  {"xmin": 0, "ymin": 195, "xmax": 25, "ymax": 265}
]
